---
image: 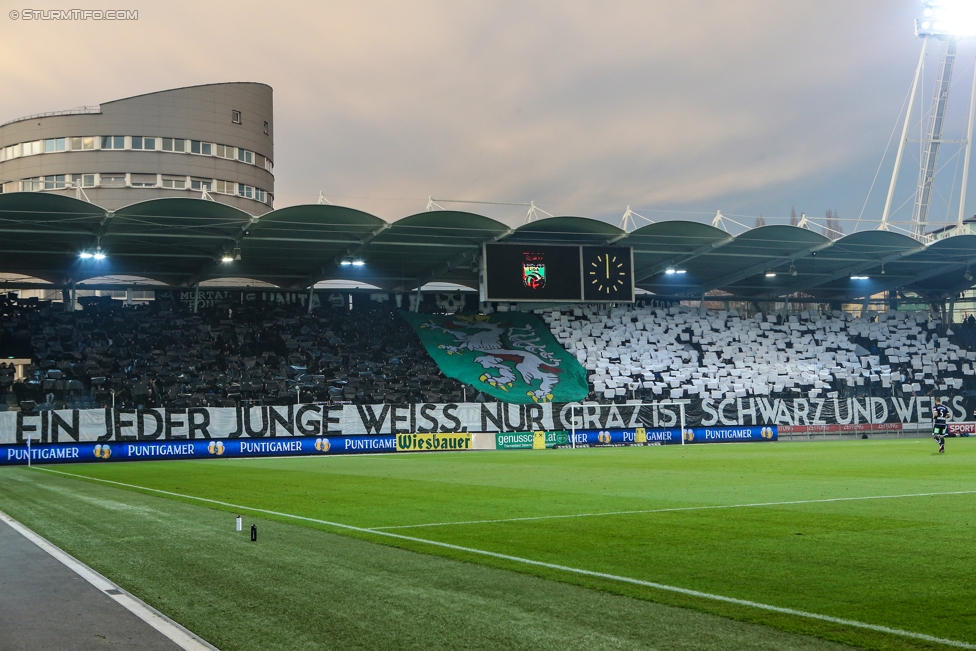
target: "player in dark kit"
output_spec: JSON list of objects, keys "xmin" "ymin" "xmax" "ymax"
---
[{"xmin": 933, "ymin": 397, "xmax": 950, "ymax": 453}]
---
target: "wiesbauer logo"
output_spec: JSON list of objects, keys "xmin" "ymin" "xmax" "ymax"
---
[{"xmin": 10, "ymin": 9, "xmax": 139, "ymax": 20}]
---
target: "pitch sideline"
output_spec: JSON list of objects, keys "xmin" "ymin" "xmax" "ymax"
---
[
  {"xmin": 23, "ymin": 465, "xmax": 976, "ymax": 651},
  {"xmin": 0, "ymin": 508, "xmax": 218, "ymax": 651}
]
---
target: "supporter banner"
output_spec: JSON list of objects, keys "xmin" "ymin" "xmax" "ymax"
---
[
  {"xmin": 2, "ymin": 396, "xmax": 972, "ymax": 445},
  {"xmin": 159, "ymin": 289, "xmax": 327, "ymax": 310},
  {"xmin": 0, "ymin": 435, "xmax": 397, "ymax": 466},
  {"xmin": 395, "ymin": 433, "xmax": 472, "ymax": 452},
  {"xmin": 400, "ymin": 311, "xmax": 588, "ymax": 404}
]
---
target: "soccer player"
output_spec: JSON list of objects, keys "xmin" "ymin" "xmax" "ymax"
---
[{"xmin": 933, "ymin": 397, "xmax": 950, "ymax": 453}]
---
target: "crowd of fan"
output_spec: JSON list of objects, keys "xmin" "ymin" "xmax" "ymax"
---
[
  {"xmin": 0, "ymin": 295, "xmax": 468, "ymax": 411},
  {"xmin": 543, "ymin": 304, "xmax": 976, "ymax": 403},
  {"xmin": 5, "ymin": 292, "xmax": 976, "ymax": 412}
]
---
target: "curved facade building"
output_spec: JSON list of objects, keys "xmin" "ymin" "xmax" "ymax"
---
[{"xmin": 0, "ymin": 82, "xmax": 273, "ymax": 215}]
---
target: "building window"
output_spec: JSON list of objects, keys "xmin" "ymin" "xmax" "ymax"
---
[
  {"xmin": 70, "ymin": 137, "xmax": 96, "ymax": 150},
  {"xmin": 130, "ymin": 174, "xmax": 157, "ymax": 188},
  {"xmin": 214, "ymin": 144, "xmax": 234, "ymax": 159},
  {"xmin": 265, "ymin": 158, "xmax": 273, "ymax": 172},
  {"xmin": 100, "ymin": 175, "xmax": 125, "ymax": 188},
  {"xmin": 264, "ymin": 121, "xmax": 269, "ymax": 135},
  {"xmin": 22, "ymin": 141, "xmax": 42, "ymax": 156},
  {"xmin": 161, "ymin": 138, "xmax": 186, "ymax": 153},
  {"xmin": 214, "ymin": 180, "xmax": 235, "ymax": 194},
  {"xmin": 81, "ymin": 174, "xmax": 95, "ymax": 188},
  {"xmin": 237, "ymin": 149, "xmax": 253, "ymax": 164},
  {"xmin": 190, "ymin": 140, "xmax": 213, "ymax": 155},
  {"xmin": 255, "ymin": 188, "xmax": 266, "ymax": 203},
  {"xmin": 131, "ymin": 136, "xmax": 156, "ymax": 150},
  {"xmin": 161, "ymin": 176, "xmax": 186, "ymax": 189},
  {"xmin": 232, "ymin": 110, "xmax": 241, "ymax": 124},
  {"xmin": 43, "ymin": 174, "xmax": 67, "ymax": 190},
  {"xmin": 44, "ymin": 138, "xmax": 67, "ymax": 153},
  {"xmin": 100, "ymin": 136, "xmax": 125, "ymax": 150},
  {"xmin": 238, "ymin": 184, "xmax": 254, "ymax": 199},
  {"xmin": 190, "ymin": 179, "xmax": 213, "ymax": 191}
]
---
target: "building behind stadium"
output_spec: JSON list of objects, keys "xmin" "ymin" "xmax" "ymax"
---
[{"xmin": 0, "ymin": 82, "xmax": 274, "ymax": 215}]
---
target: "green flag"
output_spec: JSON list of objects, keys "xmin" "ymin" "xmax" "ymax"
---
[{"xmin": 400, "ymin": 311, "xmax": 589, "ymax": 404}]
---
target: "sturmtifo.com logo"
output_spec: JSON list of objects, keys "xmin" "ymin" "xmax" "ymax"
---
[{"xmin": 9, "ymin": 9, "xmax": 138, "ymax": 20}]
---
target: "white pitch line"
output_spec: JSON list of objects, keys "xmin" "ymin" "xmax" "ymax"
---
[
  {"xmin": 26, "ymin": 466, "xmax": 976, "ymax": 651},
  {"xmin": 0, "ymin": 509, "xmax": 219, "ymax": 651},
  {"xmin": 370, "ymin": 489, "xmax": 976, "ymax": 530}
]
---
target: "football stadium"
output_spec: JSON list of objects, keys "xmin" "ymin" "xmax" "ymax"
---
[{"xmin": 4, "ymin": 5, "xmax": 976, "ymax": 651}]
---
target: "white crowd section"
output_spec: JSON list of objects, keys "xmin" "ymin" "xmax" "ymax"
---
[{"xmin": 540, "ymin": 305, "xmax": 976, "ymax": 402}]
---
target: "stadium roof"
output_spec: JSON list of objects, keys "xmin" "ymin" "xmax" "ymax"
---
[{"xmin": 1, "ymin": 192, "xmax": 975, "ymax": 301}]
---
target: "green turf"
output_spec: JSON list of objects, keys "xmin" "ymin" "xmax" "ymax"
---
[
  {"xmin": 0, "ymin": 467, "xmax": 855, "ymax": 651},
  {"xmin": 1, "ymin": 438, "xmax": 974, "ymax": 650}
]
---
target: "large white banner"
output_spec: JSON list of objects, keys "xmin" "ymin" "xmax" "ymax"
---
[{"xmin": 0, "ymin": 395, "xmax": 959, "ymax": 445}]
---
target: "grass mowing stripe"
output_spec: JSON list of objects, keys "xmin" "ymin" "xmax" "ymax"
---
[
  {"xmin": 35, "ymin": 465, "xmax": 976, "ymax": 651},
  {"xmin": 369, "ymin": 489, "xmax": 976, "ymax": 529}
]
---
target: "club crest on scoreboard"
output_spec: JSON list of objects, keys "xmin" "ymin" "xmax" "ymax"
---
[{"xmin": 522, "ymin": 251, "xmax": 546, "ymax": 290}]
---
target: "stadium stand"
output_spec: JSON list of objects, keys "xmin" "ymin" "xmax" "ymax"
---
[
  {"xmin": 0, "ymin": 294, "xmax": 469, "ymax": 411},
  {"xmin": 542, "ymin": 304, "xmax": 976, "ymax": 403},
  {"xmin": 4, "ymin": 289, "xmax": 976, "ymax": 411}
]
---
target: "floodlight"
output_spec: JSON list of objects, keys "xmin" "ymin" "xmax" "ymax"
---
[
  {"xmin": 340, "ymin": 260, "xmax": 353, "ymax": 266},
  {"xmin": 221, "ymin": 255, "xmax": 234, "ymax": 263},
  {"xmin": 79, "ymin": 252, "xmax": 93, "ymax": 259},
  {"xmin": 664, "ymin": 268, "xmax": 676, "ymax": 274},
  {"xmin": 917, "ymin": 1, "xmax": 976, "ymax": 38},
  {"xmin": 351, "ymin": 260, "xmax": 365, "ymax": 267},
  {"xmin": 850, "ymin": 275, "xmax": 869, "ymax": 280},
  {"xmin": 764, "ymin": 270, "xmax": 776, "ymax": 277},
  {"xmin": 93, "ymin": 252, "xmax": 106, "ymax": 261},
  {"xmin": 675, "ymin": 269, "xmax": 686, "ymax": 274}
]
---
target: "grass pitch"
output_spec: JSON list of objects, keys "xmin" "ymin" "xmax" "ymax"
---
[{"xmin": 1, "ymin": 438, "xmax": 974, "ymax": 650}]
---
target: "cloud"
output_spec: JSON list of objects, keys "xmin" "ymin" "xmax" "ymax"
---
[{"xmin": 0, "ymin": 0, "xmax": 952, "ymax": 229}]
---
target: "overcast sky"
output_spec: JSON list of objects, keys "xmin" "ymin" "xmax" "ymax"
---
[{"xmin": 2, "ymin": 0, "xmax": 973, "ymax": 233}]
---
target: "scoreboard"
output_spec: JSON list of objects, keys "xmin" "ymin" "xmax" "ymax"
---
[{"xmin": 481, "ymin": 243, "xmax": 634, "ymax": 302}]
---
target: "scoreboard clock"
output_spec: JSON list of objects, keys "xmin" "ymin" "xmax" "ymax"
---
[
  {"xmin": 481, "ymin": 243, "xmax": 634, "ymax": 303},
  {"xmin": 582, "ymin": 246, "xmax": 634, "ymax": 302}
]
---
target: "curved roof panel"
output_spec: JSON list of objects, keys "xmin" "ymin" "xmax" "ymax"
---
[
  {"xmin": 503, "ymin": 216, "xmax": 624, "ymax": 245},
  {"xmin": 0, "ymin": 192, "xmax": 973, "ymax": 299},
  {"xmin": 0, "ymin": 192, "xmax": 106, "ymax": 282},
  {"xmin": 364, "ymin": 211, "xmax": 511, "ymax": 290},
  {"xmin": 625, "ymin": 221, "xmax": 732, "ymax": 284},
  {"xmin": 96, "ymin": 198, "xmax": 254, "ymax": 284},
  {"xmin": 640, "ymin": 225, "xmax": 831, "ymax": 296},
  {"xmin": 235, "ymin": 205, "xmax": 386, "ymax": 287}
]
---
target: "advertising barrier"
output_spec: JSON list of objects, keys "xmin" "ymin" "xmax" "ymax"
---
[
  {"xmin": 683, "ymin": 426, "xmax": 777, "ymax": 444},
  {"xmin": 0, "ymin": 435, "xmax": 397, "ymax": 466},
  {"xmin": 495, "ymin": 431, "xmax": 569, "ymax": 450},
  {"xmin": 395, "ymin": 433, "xmax": 472, "ymax": 452},
  {"xmin": 947, "ymin": 422, "xmax": 975, "ymax": 436}
]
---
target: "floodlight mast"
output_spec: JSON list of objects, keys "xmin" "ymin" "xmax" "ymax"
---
[{"xmin": 880, "ymin": 1, "xmax": 976, "ymax": 240}]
